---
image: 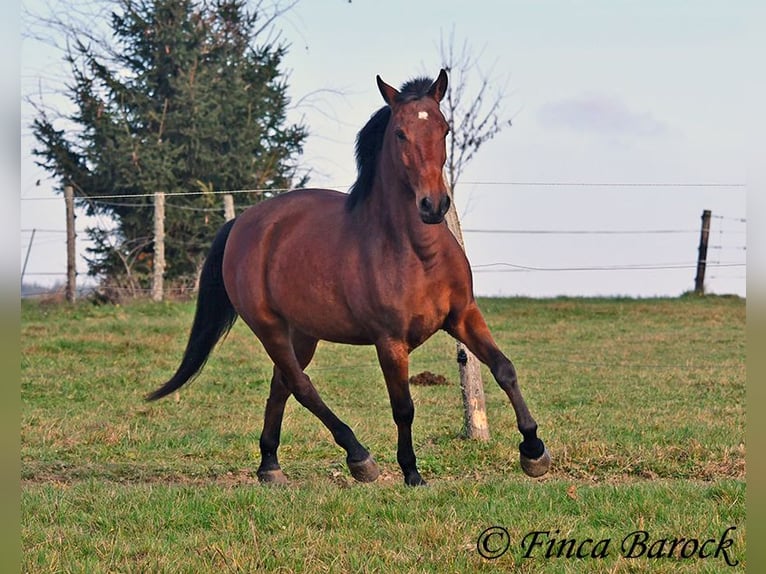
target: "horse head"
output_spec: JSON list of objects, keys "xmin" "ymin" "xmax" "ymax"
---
[{"xmin": 377, "ymin": 69, "xmax": 451, "ymax": 224}]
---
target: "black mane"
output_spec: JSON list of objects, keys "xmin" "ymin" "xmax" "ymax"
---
[{"xmin": 346, "ymin": 77, "xmax": 435, "ymax": 212}]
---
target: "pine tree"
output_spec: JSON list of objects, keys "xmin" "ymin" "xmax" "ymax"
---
[{"xmin": 32, "ymin": 0, "xmax": 307, "ymax": 291}]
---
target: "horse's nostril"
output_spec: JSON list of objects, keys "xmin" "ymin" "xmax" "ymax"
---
[
  {"xmin": 420, "ymin": 197, "xmax": 434, "ymax": 212},
  {"xmin": 440, "ymin": 195, "xmax": 451, "ymax": 214}
]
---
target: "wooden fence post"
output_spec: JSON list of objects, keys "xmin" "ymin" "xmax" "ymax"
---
[
  {"xmin": 64, "ymin": 186, "xmax": 76, "ymax": 303},
  {"xmin": 223, "ymin": 193, "xmax": 235, "ymax": 221},
  {"xmin": 152, "ymin": 191, "xmax": 166, "ymax": 302},
  {"xmin": 444, "ymin": 185, "xmax": 490, "ymax": 441},
  {"xmin": 694, "ymin": 209, "xmax": 712, "ymax": 295}
]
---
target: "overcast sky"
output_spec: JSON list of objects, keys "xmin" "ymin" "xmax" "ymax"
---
[{"xmin": 21, "ymin": 1, "xmax": 761, "ymax": 297}]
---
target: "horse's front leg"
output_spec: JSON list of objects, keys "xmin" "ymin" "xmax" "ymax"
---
[
  {"xmin": 376, "ymin": 341, "xmax": 426, "ymax": 486},
  {"xmin": 446, "ymin": 303, "xmax": 551, "ymax": 477}
]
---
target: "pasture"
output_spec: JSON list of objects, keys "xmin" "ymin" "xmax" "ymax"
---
[{"xmin": 21, "ymin": 296, "xmax": 745, "ymax": 572}]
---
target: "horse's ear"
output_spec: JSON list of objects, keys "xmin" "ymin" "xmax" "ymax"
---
[
  {"xmin": 377, "ymin": 75, "xmax": 400, "ymax": 106},
  {"xmin": 428, "ymin": 69, "xmax": 448, "ymax": 103}
]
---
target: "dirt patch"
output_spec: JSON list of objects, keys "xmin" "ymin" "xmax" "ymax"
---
[
  {"xmin": 409, "ymin": 371, "xmax": 449, "ymax": 386},
  {"xmin": 21, "ymin": 462, "xmax": 407, "ymax": 489}
]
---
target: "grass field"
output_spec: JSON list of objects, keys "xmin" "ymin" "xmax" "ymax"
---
[{"xmin": 21, "ymin": 295, "xmax": 745, "ymax": 572}]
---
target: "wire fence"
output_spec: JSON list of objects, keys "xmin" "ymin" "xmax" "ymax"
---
[{"xmin": 20, "ymin": 182, "xmax": 747, "ymax": 297}]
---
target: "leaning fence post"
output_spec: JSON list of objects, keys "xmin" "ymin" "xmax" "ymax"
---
[
  {"xmin": 64, "ymin": 185, "xmax": 76, "ymax": 303},
  {"xmin": 22, "ymin": 228, "xmax": 36, "ymax": 288},
  {"xmin": 694, "ymin": 209, "xmax": 712, "ymax": 295}
]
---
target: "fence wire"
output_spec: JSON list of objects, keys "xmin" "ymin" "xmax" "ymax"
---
[{"xmin": 20, "ymin": 183, "xmax": 747, "ymax": 288}]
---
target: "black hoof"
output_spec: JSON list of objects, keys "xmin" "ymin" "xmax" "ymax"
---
[
  {"xmin": 404, "ymin": 472, "xmax": 427, "ymax": 487},
  {"xmin": 348, "ymin": 455, "xmax": 380, "ymax": 483}
]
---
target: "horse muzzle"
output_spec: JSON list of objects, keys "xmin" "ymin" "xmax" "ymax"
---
[{"xmin": 418, "ymin": 194, "xmax": 451, "ymax": 224}]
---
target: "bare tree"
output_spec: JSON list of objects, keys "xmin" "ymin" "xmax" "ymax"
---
[
  {"xmin": 438, "ymin": 29, "xmax": 514, "ymax": 441},
  {"xmin": 440, "ymin": 28, "xmax": 514, "ymax": 191}
]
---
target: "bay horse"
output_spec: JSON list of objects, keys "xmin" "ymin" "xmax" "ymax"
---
[{"xmin": 147, "ymin": 69, "xmax": 550, "ymax": 486}]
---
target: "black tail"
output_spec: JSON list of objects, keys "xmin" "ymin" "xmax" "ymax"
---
[{"xmin": 146, "ymin": 218, "xmax": 239, "ymax": 401}]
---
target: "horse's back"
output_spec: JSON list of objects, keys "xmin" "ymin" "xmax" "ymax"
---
[
  {"xmin": 222, "ymin": 188, "xmax": 372, "ymax": 343},
  {"xmin": 227, "ymin": 187, "xmax": 347, "ymax": 246},
  {"xmin": 239, "ymin": 187, "xmax": 346, "ymax": 226}
]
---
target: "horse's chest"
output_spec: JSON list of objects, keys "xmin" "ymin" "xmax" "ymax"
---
[
  {"xmin": 398, "ymin": 278, "xmax": 453, "ymax": 347},
  {"xmin": 405, "ymin": 312, "xmax": 444, "ymax": 349}
]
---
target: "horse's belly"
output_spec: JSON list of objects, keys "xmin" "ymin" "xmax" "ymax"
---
[{"xmin": 276, "ymin": 284, "xmax": 376, "ymax": 345}]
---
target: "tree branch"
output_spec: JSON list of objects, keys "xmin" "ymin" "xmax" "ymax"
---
[{"xmin": 438, "ymin": 28, "xmax": 513, "ymax": 192}]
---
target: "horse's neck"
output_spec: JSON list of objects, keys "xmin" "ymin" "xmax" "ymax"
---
[{"xmin": 360, "ymin": 176, "xmax": 445, "ymax": 265}]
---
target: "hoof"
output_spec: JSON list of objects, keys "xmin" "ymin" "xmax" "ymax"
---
[
  {"xmin": 257, "ymin": 468, "xmax": 289, "ymax": 485},
  {"xmin": 348, "ymin": 455, "xmax": 380, "ymax": 483},
  {"xmin": 404, "ymin": 474, "xmax": 427, "ymax": 487},
  {"xmin": 520, "ymin": 447, "xmax": 551, "ymax": 478}
]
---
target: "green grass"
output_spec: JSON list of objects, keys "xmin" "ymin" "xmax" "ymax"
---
[{"xmin": 21, "ymin": 296, "xmax": 746, "ymax": 572}]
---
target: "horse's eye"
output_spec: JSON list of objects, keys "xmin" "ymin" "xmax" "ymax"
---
[{"xmin": 395, "ymin": 129, "xmax": 408, "ymax": 142}]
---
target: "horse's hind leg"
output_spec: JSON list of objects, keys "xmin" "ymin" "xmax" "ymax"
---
[
  {"xmin": 256, "ymin": 371, "xmax": 292, "ymax": 485},
  {"xmin": 258, "ymin": 325, "xmax": 380, "ymax": 483},
  {"xmin": 257, "ymin": 331, "xmax": 317, "ymax": 484}
]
